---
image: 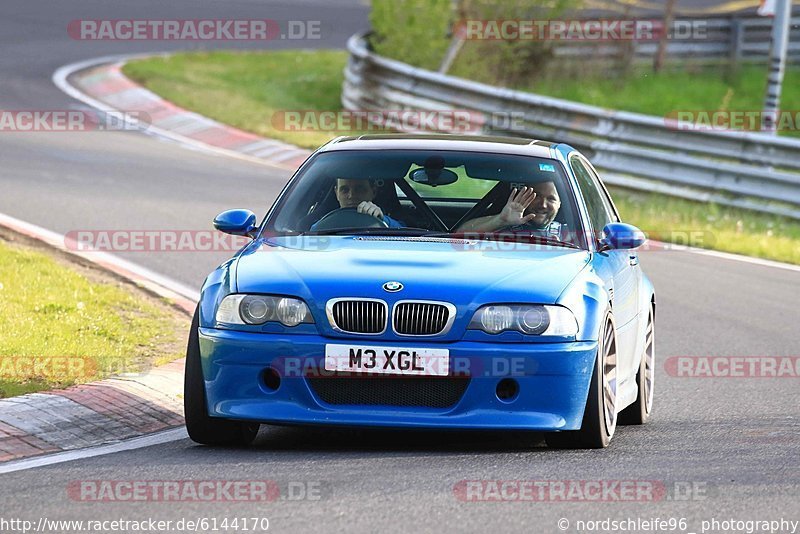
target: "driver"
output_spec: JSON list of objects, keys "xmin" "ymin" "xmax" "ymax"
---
[
  {"xmin": 311, "ymin": 178, "xmax": 404, "ymax": 230},
  {"xmin": 456, "ymin": 181, "xmax": 561, "ymax": 234}
]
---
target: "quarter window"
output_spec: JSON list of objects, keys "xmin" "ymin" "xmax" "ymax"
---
[{"xmin": 571, "ymin": 155, "xmax": 614, "ymax": 241}]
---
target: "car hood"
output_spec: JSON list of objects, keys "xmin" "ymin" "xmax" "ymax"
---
[{"xmin": 234, "ymin": 236, "xmax": 590, "ymax": 306}]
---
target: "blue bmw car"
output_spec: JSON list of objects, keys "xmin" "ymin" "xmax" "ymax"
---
[{"xmin": 185, "ymin": 134, "xmax": 655, "ymax": 449}]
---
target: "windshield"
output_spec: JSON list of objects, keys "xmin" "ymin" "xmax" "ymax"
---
[{"xmin": 266, "ymin": 149, "xmax": 586, "ymax": 249}]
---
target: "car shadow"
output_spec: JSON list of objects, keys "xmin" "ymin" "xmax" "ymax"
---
[{"xmin": 241, "ymin": 424, "xmax": 549, "ymax": 454}]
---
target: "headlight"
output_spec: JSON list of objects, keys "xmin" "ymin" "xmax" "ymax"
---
[
  {"xmin": 241, "ymin": 295, "xmax": 274, "ymax": 324},
  {"xmin": 215, "ymin": 294, "xmax": 313, "ymax": 327},
  {"xmin": 468, "ymin": 305, "xmax": 577, "ymax": 336},
  {"xmin": 276, "ymin": 297, "xmax": 308, "ymax": 327},
  {"xmin": 478, "ymin": 305, "xmax": 514, "ymax": 334}
]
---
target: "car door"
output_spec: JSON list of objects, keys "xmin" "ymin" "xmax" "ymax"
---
[{"xmin": 570, "ymin": 154, "xmax": 640, "ymax": 379}]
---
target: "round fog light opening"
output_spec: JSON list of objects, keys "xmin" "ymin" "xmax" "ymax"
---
[
  {"xmin": 496, "ymin": 378, "xmax": 519, "ymax": 402},
  {"xmin": 261, "ymin": 368, "xmax": 281, "ymax": 391}
]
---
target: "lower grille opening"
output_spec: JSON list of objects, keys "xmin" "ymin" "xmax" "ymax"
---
[{"xmin": 307, "ymin": 376, "xmax": 469, "ymax": 408}]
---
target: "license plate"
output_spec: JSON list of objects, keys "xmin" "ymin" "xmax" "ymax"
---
[{"xmin": 324, "ymin": 344, "xmax": 449, "ymax": 376}]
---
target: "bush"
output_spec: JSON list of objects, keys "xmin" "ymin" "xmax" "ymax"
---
[
  {"xmin": 369, "ymin": 0, "xmax": 584, "ymax": 86},
  {"xmin": 450, "ymin": 0, "xmax": 584, "ymax": 86},
  {"xmin": 369, "ymin": 0, "xmax": 455, "ymax": 71}
]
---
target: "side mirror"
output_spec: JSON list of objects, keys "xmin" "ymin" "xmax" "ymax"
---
[
  {"xmin": 600, "ymin": 223, "xmax": 646, "ymax": 251},
  {"xmin": 213, "ymin": 209, "xmax": 258, "ymax": 237}
]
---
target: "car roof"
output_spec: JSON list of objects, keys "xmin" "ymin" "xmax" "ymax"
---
[{"xmin": 317, "ymin": 134, "xmax": 559, "ymax": 159}]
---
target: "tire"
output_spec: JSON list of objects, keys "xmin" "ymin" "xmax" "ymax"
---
[
  {"xmin": 619, "ymin": 306, "xmax": 655, "ymax": 425},
  {"xmin": 184, "ymin": 308, "xmax": 259, "ymax": 446},
  {"xmin": 546, "ymin": 313, "xmax": 618, "ymax": 449}
]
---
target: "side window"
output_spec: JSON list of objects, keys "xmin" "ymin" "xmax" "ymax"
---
[
  {"xmin": 570, "ymin": 155, "xmax": 613, "ymax": 240},
  {"xmin": 584, "ymin": 162, "xmax": 620, "ymax": 223}
]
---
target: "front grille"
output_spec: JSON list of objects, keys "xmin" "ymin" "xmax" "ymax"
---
[
  {"xmin": 393, "ymin": 302, "xmax": 451, "ymax": 335},
  {"xmin": 307, "ymin": 376, "xmax": 469, "ymax": 408},
  {"xmin": 329, "ymin": 299, "xmax": 387, "ymax": 334}
]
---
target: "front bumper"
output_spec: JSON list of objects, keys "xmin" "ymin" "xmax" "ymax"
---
[{"xmin": 198, "ymin": 328, "xmax": 598, "ymax": 431}]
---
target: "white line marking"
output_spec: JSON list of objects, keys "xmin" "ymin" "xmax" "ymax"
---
[
  {"xmin": 0, "ymin": 212, "xmax": 199, "ymax": 301},
  {"xmin": 0, "ymin": 428, "xmax": 188, "ymax": 474},
  {"xmin": 271, "ymin": 149, "xmax": 312, "ymax": 162},
  {"xmin": 52, "ymin": 54, "xmax": 302, "ymax": 171},
  {"xmin": 252, "ymin": 145, "xmax": 298, "ymax": 158},
  {"xmin": 648, "ymin": 240, "xmax": 800, "ymax": 273},
  {"xmin": 239, "ymin": 140, "xmax": 283, "ymax": 154}
]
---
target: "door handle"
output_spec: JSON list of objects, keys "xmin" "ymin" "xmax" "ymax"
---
[{"xmin": 629, "ymin": 255, "xmax": 639, "ymax": 266}]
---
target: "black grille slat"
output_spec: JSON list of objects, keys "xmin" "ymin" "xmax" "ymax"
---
[
  {"xmin": 307, "ymin": 377, "xmax": 469, "ymax": 408},
  {"xmin": 393, "ymin": 302, "xmax": 450, "ymax": 335},
  {"xmin": 331, "ymin": 300, "xmax": 386, "ymax": 334}
]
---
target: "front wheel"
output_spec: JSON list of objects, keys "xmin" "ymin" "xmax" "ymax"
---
[
  {"xmin": 184, "ymin": 308, "xmax": 259, "ymax": 446},
  {"xmin": 546, "ymin": 313, "xmax": 618, "ymax": 449}
]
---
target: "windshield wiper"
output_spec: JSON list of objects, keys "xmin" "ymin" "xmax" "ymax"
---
[
  {"xmin": 302, "ymin": 228, "xmax": 580, "ymax": 249},
  {"xmin": 305, "ymin": 227, "xmax": 434, "ymax": 236},
  {"xmin": 444, "ymin": 230, "xmax": 582, "ymax": 250}
]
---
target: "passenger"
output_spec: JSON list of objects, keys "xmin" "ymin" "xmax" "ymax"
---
[
  {"xmin": 311, "ymin": 178, "xmax": 404, "ymax": 230},
  {"xmin": 456, "ymin": 181, "xmax": 561, "ymax": 234}
]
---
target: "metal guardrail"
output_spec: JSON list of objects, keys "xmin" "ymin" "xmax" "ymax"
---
[
  {"xmin": 551, "ymin": 15, "xmax": 800, "ymax": 63},
  {"xmin": 342, "ymin": 33, "xmax": 800, "ymax": 219}
]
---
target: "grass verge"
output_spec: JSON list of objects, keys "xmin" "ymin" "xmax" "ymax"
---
[
  {"xmin": 0, "ymin": 229, "xmax": 188, "ymax": 398},
  {"xmin": 123, "ymin": 50, "xmax": 353, "ymax": 149},
  {"xmin": 449, "ymin": 57, "xmax": 800, "ymax": 138},
  {"xmin": 122, "ymin": 51, "xmax": 800, "ymax": 264},
  {"xmin": 611, "ymin": 189, "xmax": 800, "ymax": 264}
]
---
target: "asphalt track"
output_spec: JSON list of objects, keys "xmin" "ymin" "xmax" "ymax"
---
[{"xmin": 1, "ymin": 1, "xmax": 798, "ymax": 533}]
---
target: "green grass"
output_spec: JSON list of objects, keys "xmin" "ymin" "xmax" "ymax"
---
[
  {"xmin": 123, "ymin": 50, "xmax": 357, "ymax": 149},
  {"xmin": 123, "ymin": 50, "xmax": 800, "ymax": 264},
  {"xmin": 611, "ymin": 188, "xmax": 800, "ymax": 263},
  {"xmin": 0, "ymin": 239, "xmax": 185, "ymax": 398},
  {"xmin": 450, "ymin": 55, "xmax": 800, "ymax": 137},
  {"xmin": 527, "ymin": 65, "xmax": 800, "ymax": 136}
]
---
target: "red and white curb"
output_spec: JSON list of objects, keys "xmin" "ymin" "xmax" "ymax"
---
[
  {"xmin": 1, "ymin": 52, "xmax": 312, "ymax": 470},
  {"xmin": 52, "ymin": 54, "xmax": 313, "ymax": 171},
  {"xmin": 0, "ymin": 212, "xmax": 197, "ymax": 467}
]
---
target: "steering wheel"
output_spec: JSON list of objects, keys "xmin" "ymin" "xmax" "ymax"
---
[{"xmin": 312, "ymin": 207, "xmax": 389, "ymax": 231}]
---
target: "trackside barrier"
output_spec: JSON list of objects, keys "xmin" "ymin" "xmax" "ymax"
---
[{"xmin": 342, "ymin": 33, "xmax": 800, "ymax": 219}]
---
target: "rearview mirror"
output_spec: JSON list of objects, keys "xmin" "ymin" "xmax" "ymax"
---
[
  {"xmin": 213, "ymin": 209, "xmax": 258, "ymax": 237},
  {"xmin": 600, "ymin": 223, "xmax": 646, "ymax": 250},
  {"xmin": 409, "ymin": 167, "xmax": 458, "ymax": 187}
]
